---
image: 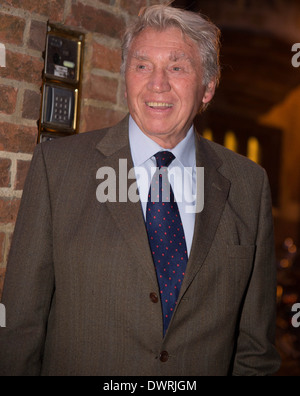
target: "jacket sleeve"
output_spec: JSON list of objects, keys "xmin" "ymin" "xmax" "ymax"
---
[
  {"xmin": 232, "ymin": 169, "xmax": 281, "ymax": 376},
  {"xmin": 0, "ymin": 144, "xmax": 55, "ymax": 376}
]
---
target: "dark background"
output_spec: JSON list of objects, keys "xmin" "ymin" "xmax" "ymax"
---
[{"xmin": 172, "ymin": 0, "xmax": 300, "ymax": 376}]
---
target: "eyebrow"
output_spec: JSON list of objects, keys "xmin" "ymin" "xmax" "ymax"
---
[
  {"xmin": 132, "ymin": 51, "xmax": 194, "ymax": 64},
  {"xmin": 169, "ymin": 51, "xmax": 192, "ymax": 63},
  {"xmin": 132, "ymin": 52, "xmax": 150, "ymax": 61}
]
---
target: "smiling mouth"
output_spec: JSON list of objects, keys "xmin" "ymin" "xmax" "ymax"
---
[{"xmin": 146, "ymin": 102, "xmax": 174, "ymax": 109}]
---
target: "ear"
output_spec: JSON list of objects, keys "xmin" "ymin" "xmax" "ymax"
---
[{"xmin": 202, "ymin": 80, "xmax": 216, "ymax": 104}]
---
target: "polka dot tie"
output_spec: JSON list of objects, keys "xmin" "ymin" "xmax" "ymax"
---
[{"xmin": 146, "ymin": 151, "xmax": 188, "ymax": 336}]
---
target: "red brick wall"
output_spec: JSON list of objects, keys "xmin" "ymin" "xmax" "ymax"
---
[{"xmin": 0, "ymin": 0, "xmax": 163, "ymax": 298}]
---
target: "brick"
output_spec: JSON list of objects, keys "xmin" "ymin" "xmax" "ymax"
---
[
  {"xmin": 3, "ymin": 0, "xmax": 65, "ymax": 21},
  {"xmin": 0, "ymin": 122, "xmax": 37, "ymax": 154},
  {"xmin": 81, "ymin": 106, "xmax": 126, "ymax": 133},
  {"xmin": 0, "ymin": 50, "xmax": 43, "ymax": 86},
  {"xmin": 0, "ymin": 85, "xmax": 18, "ymax": 115},
  {"xmin": 15, "ymin": 160, "xmax": 31, "ymax": 191},
  {"xmin": 66, "ymin": 3, "xmax": 126, "ymax": 40},
  {"xmin": 120, "ymin": 0, "xmax": 147, "ymax": 16},
  {"xmin": 0, "ymin": 158, "xmax": 11, "ymax": 188},
  {"xmin": 0, "ymin": 12, "xmax": 26, "ymax": 46},
  {"xmin": 22, "ymin": 90, "xmax": 41, "ymax": 121},
  {"xmin": 84, "ymin": 75, "xmax": 119, "ymax": 104},
  {"xmin": 92, "ymin": 42, "xmax": 122, "ymax": 73},
  {"xmin": 28, "ymin": 20, "xmax": 47, "ymax": 52},
  {"xmin": 0, "ymin": 198, "xmax": 21, "ymax": 225},
  {"xmin": 0, "ymin": 233, "xmax": 5, "ymax": 264}
]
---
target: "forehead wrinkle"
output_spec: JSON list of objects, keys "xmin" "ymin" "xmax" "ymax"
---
[
  {"xmin": 132, "ymin": 51, "xmax": 149, "ymax": 61},
  {"xmin": 131, "ymin": 49, "xmax": 194, "ymax": 64},
  {"xmin": 169, "ymin": 51, "xmax": 189, "ymax": 61},
  {"xmin": 169, "ymin": 51, "xmax": 198, "ymax": 70}
]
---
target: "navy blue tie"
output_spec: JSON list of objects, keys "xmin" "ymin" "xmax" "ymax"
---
[{"xmin": 146, "ymin": 151, "xmax": 188, "ymax": 336}]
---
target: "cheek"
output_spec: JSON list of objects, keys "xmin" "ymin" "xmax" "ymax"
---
[
  {"xmin": 175, "ymin": 81, "xmax": 205, "ymax": 117},
  {"xmin": 125, "ymin": 76, "xmax": 143, "ymax": 103},
  {"xmin": 178, "ymin": 84, "xmax": 201, "ymax": 108},
  {"xmin": 175, "ymin": 76, "xmax": 201, "ymax": 98}
]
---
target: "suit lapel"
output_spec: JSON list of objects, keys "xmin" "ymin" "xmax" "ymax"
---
[
  {"xmin": 95, "ymin": 116, "xmax": 158, "ymax": 285},
  {"xmin": 94, "ymin": 118, "xmax": 231, "ymax": 298},
  {"xmin": 178, "ymin": 134, "xmax": 231, "ymax": 300}
]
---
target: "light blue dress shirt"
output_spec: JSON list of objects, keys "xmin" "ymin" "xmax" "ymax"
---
[{"xmin": 129, "ymin": 116, "xmax": 197, "ymax": 257}]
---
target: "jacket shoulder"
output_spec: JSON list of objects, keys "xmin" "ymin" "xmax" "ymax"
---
[
  {"xmin": 40, "ymin": 128, "xmax": 108, "ymax": 156},
  {"xmin": 40, "ymin": 115, "xmax": 129, "ymax": 160}
]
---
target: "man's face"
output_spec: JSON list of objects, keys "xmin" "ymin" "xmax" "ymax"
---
[{"xmin": 125, "ymin": 27, "xmax": 215, "ymax": 148}]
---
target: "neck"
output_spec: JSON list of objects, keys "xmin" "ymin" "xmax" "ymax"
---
[{"xmin": 141, "ymin": 128, "xmax": 191, "ymax": 150}]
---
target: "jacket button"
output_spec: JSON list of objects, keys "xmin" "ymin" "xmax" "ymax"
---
[
  {"xmin": 150, "ymin": 292, "xmax": 159, "ymax": 304},
  {"xmin": 160, "ymin": 351, "xmax": 169, "ymax": 363}
]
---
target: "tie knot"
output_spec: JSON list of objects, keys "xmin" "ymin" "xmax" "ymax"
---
[{"xmin": 154, "ymin": 151, "xmax": 175, "ymax": 169}]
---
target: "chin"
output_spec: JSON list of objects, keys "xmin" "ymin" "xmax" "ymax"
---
[{"xmin": 143, "ymin": 122, "xmax": 174, "ymax": 137}]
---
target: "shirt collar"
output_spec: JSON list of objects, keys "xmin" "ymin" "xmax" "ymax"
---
[{"xmin": 129, "ymin": 116, "xmax": 196, "ymax": 168}]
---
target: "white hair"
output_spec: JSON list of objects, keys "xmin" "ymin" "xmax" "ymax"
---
[{"xmin": 121, "ymin": 4, "xmax": 221, "ymax": 87}]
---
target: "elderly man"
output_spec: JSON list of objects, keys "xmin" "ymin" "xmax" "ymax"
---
[{"xmin": 0, "ymin": 5, "xmax": 280, "ymax": 376}]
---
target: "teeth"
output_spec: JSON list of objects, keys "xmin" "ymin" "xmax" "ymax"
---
[{"xmin": 146, "ymin": 102, "xmax": 173, "ymax": 108}]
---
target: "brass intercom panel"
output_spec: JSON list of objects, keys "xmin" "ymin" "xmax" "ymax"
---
[{"xmin": 38, "ymin": 23, "xmax": 85, "ymax": 143}]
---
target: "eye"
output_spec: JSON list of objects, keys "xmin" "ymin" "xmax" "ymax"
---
[
  {"xmin": 172, "ymin": 66, "xmax": 181, "ymax": 72},
  {"xmin": 136, "ymin": 63, "xmax": 151, "ymax": 72}
]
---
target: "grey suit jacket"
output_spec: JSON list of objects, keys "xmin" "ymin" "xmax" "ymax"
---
[{"xmin": 0, "ymin": 115, "xmax": 281, "ymax": 376}]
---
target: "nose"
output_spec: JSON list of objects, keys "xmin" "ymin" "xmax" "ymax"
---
[{"xmin": 147, "ymin": 68, "xmax": 171, "ymax": 93}]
